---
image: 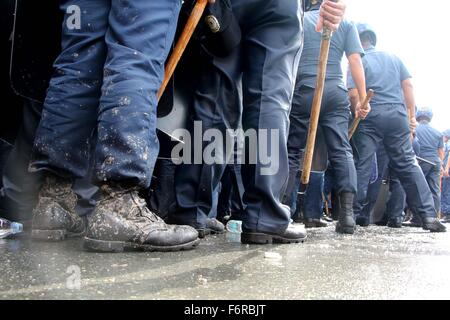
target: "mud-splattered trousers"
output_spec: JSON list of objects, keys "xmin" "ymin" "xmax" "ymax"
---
[
  {"xmin": 172, "ymin": 0, "xmax": 303, "ymax": 233},
  {"xmin": 29, "ymin": 0, "xmax": 181, "ymax": 188}
]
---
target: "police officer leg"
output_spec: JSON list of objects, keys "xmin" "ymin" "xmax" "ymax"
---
[
  {"xmin": 29, "ymin": 0, "xmax": 110, "ymax": 241},
  {"xmin": 382, "ymin": 105, "xmax": 446, "ymax": 233},
  {"xmin": 385, "ymin": 171, "xmax": 406, "ymax": 228},
  {"xmin": 441, "ymin": 177, "xmax": 450, "ymax": 223},
  {"xmin": 321, "ymin": 84, "xmax": 357, "ymax": 234},
  {"xmin": 352, "ymin": 110, "xmax": 384, "ymax": 228},
  {"xmin": 283, "ymin": 84, "xmax": 311, "ymax": 218},
  {"xmin": 2, "ymin": 99, "xmax": 43, "ymax": 225},
  {"xmin": 83, "ymin": 0, "xmax": 200, "ymax": 252},
  {"xmin": 303, "ymin": 171, "xmax": 327, "ymax": 228},
  {"xmin": 171, "ymin": 47, "xmax": 242, "ymax": 238},
  {"xmin": 420, "ymin": 162, "xmax": 441, "ymax": 214},
  {"xmin": 235, "ymin": 0, "xmax": 306, "ymax": 244}
]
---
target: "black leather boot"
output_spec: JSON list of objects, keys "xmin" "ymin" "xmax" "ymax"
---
[
  {"xmin": 335, "ymin": 193, "xmax": 356, "ymax": 235},
  {"xmin": 31, "ymin": 173, "xmax": 85, "ymax": 241},
  {"xmin": 387, "ymin": 217, "xmax": 403, "ymax": 229},
  {"xmin": 84, "ymin": 185, "xmax": 200, "ymax": 252},
  {"xmin": 241, "ymin": 224, "xmax": 307, "ymax": 245},
  {"xmin": 304, "ymin": 218, "xmax": 328, "ymax": 228},
  {"xmin": 422, "ymin": 217, "xmax": 447, "ymax": 233}
]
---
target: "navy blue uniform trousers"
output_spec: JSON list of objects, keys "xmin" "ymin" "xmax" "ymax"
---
[
  {"xmin": 359, "ymin": 144, "xmax": 406, "ymax": 223},
  {"xmin": 173, "ymin": 0, "xmax": 303, "ymax": 233},
  {"xmin": 30, "ymin": 0, "xmax": 181, "ymax": 188},
  {"xmin": 353, "ymin": 104, "xmax": 436, "ymax": 219},
  {"xmin": 283, "ymin": 81, "xmax": 357, "ymax": 216},
  {"xmin": 442, "ymin": 177, "xmax": 450, "ymax": 216},
  {"xmin": 419, "ymin": 161, "xmax": 441, "ymax": 214},
  {"xmin": 286, "ymin": 170, "xmax": 325, "ymax": 220}
]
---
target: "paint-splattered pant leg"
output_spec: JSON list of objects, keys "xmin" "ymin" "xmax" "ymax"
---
[
  {"xmin": 31, "ymin": 0, "xmax": 181, "ymax": 189},
  {"xmin": 31, "ymin": 0, "xmax": 110, "ymax": 179},
  {"xmin": 93, "ymin": 0, "xmax": 181, "ymax": 188}
]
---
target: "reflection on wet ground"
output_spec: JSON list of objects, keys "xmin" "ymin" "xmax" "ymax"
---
[{"xmin": 1, "ymin": 224, "xmax": 450, "ymax": 300}]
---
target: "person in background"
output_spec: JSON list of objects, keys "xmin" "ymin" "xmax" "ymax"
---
[
  {"xmin": 348, "ymin": 24, "xmax": 446, "ymax": 233},
  {"xmin": 440, "ymin": 130, "xmax": 450, "ymax": 223},
  {"xmin": 171, "ymin": 0, "xmax": 347, "ymax": 244},
  {"xmin": 415, "ymin": 108, "xmax": 445, "ymax": 214},
  {"xmin": 283, "ymin": 0, "xmax": 367, "ymax": 235}
]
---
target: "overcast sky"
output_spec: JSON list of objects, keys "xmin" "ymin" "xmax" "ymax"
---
[{"xmin": 343, "ymin": 0, "xmax": 449, "ymax": 131}]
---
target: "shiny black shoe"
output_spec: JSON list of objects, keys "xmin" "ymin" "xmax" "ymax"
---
[
  {"xmin": 336, "ymin": 193, "xmax": 356, "ymax": 235},
  {"xmin": 31, "ymin": 174, "xmax": 85, "ymax": 241},
  {"xmin": 387, "ymin": 217, "xmax": 403, "ymax": 229},
  {"xmin": 241, "ymin": 224, "xmax": 307, "ymax": 245},
  {"xmin": 422, "ymin": 218, "xmax": 447, "ymax": 233},
  {"xmin": 304, "ymin": 218, "xmax": 328, "ymax": 229}
]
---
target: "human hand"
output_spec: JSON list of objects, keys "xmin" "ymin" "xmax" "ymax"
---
[
  {"xmin": 356, "ymin": 102, "xmax": 371, "ymax": 120},
  {"xmin": 316, "ymin": 0, "xmax": 346, "ymax": 32}
]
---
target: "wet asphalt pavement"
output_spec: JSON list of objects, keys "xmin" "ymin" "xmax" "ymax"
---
[{"xmin": 1, "ymin": 224, "xmax": 450, "ymax": 300}]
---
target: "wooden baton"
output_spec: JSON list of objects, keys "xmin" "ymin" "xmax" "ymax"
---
[
  {"xmin": 300, "ymin": 27, "xmax": 333, "ymax": 188},
  {"xmin": 348, "ymin": 89, "xmax": 375, "ymax": 140},
  {"xmin": 157, "ymin": 0, "xmax": 208, "ymax": 101}
]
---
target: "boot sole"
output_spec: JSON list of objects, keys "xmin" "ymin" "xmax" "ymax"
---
[
  {"xmin": 31, "ymin": 229, "xmax": 85, "ymax": 241},
  {"xmin": 241, "ymin": 233, "xmax": 307, "ymax": 245},
  {"xmin": 83, "ymin": 237, "xmax": 201, "ymax": 253}
]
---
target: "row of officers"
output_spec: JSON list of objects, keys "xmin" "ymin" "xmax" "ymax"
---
[{"xmin": 0, "ymin": 0, "xmax": 446, "ymax": 253}]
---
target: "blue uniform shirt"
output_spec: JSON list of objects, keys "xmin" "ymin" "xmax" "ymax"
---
[
  {"xmin": 416, "ymin": 122, "xmax": 444, "ymax": 164},
  {"xmin": 348, "ymin": 46, "xmax": 411, "ymax": 106},
  {"xmin": 298, "ymin": 9, "xmax": 364, "ymax": 89}
]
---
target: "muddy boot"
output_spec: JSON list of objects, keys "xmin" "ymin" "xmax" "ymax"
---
[
  {"xmin": 422, "ymin": 217, "xmax": 447, "ymax": 233},
  {"xmin": 84, "ymin": 185, "xmax": 200, "ymax": 252},
  {"xmin": 335, "ymin": 193, "xmax": 356, "ymax": 235},
  {"xmin": 32, "ymin": 174, "xmax": 85, "ymax": 241}
]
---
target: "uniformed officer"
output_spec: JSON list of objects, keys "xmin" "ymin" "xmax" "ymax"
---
[
  {"xmin": 170, "ymin": 0, "xmax": 347, "ymax": 244},
  {"xmin": 283, "ymin": 0, "xmax": 367, "ymax": 234},
  {"xmin": 27, "ymin": 0, "xmax": 219, "ymax": 252},
  {"xmin": 441, "ymin": 129, "xmax": 450, "ymax": 223},
  {"xmin": 415, "ymin": 108, "xmax": 445, "ymax": 213},
  {"xmin": 348, "ymin": 24, "xmax": 446, "ymax": 232}
]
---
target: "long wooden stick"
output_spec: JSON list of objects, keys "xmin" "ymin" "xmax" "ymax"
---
[
  {"xmin": 157, "ymin": 0, "xmax": 208, "ymax": 101},
  {"xmin": 300, "ymin": 28, "xmax": 332, "ymax": 187},
  {"xmin": 348, "ymin": 89, "xmax": 375, "ymax": 139}
]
